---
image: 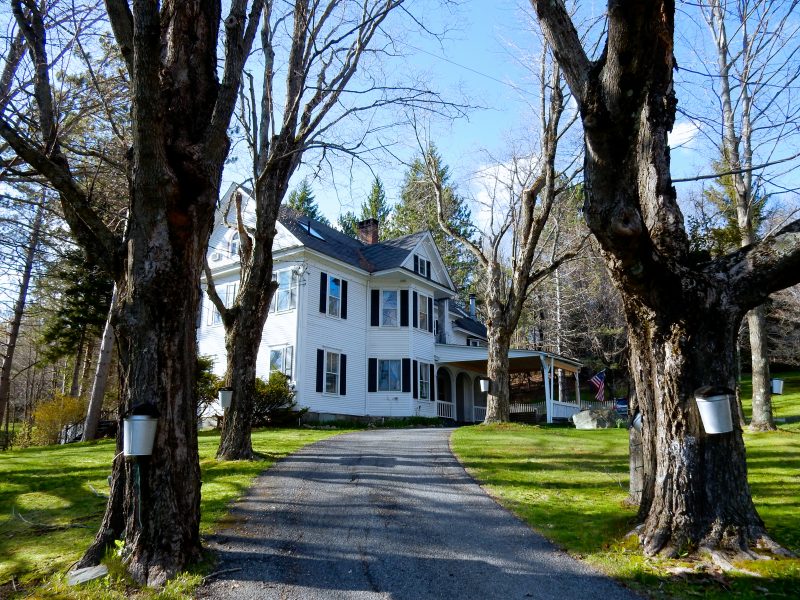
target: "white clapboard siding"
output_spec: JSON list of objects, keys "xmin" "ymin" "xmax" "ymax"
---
[{"xmin": 296, "ymin": 259, "xmax": 368, "ymax": 417}]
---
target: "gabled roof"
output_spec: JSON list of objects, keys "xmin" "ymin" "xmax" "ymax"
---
[
  {"xmin": 448, "ymin": 302, "xmax": 488, "ymax": 339},
  {"xmin": 213, "ymin": 185, "xmax": 455, "ymax": 291}
]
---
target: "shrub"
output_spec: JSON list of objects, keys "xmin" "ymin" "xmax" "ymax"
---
[
  {"xmin": 31, "ymin": 393, "xmax": 87, "ymax": 445},
  {"xmin": 252, "ymin": 372, "xmax": 304, "ymax": 427}
]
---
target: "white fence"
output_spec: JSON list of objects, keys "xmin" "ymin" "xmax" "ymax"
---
[{"xmin": 473, "ymin": 406, "xmax": 486, "ymax": 422}]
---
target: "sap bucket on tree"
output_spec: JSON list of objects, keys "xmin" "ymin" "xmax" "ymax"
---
[
  {"xmin": 694, "ymin": 386, "xmax": 734, "ymax": 434},
  {"xmin": 479, "ymin": 379, "xmax": 490, "ymax": 393},
  {"xmin": 123, "ymin": 404, "xmax": 159, "ymax": 456},
  {"xmin": 771, "ymin": 379, "xmax": 784, "ymax": 395},
  {"xmin": 218, "ymin": 386, "xmax": 233, "ymax": 409}
]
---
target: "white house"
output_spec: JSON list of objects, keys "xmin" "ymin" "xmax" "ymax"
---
[{"xmin": 198, "ymin": 186, "xmax": 584, "ymax": 423}]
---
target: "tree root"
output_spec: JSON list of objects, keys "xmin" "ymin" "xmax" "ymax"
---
[
  {"xmin": 754, "ymin": 533, "xmax": 796, "ymax": 558},
  {"xmin": 701, "ymin": 548, "xmax": 762, "ymax": 577}
]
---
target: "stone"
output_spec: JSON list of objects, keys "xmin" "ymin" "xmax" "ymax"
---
[
  {"xmin": 67, "ymin": 565, "xmax": 108, "ymax": 586},
  {"xmin": 571, "ymin": 409, "xmax": 618, "ymax": 429}
]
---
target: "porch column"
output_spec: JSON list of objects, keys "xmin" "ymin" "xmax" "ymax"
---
[
  {"xmin": 541, "ymin": 356, "xmax": 552, "ymax": 424},
  {"xmin": 574, "ymin": 371, "xmax": 581, "ymax": 407}
]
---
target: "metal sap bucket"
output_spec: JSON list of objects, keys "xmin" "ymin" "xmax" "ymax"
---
[{"xmin": 123, "ymin": 415, "xmax": 158, "ymax": 456}]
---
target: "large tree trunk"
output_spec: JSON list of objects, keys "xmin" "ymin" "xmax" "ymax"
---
[
  {"xmin": 0, "ymin": 201, "xmax": 43, "ymax": 425},
  {"xmin": 83, "ymin": 288, "xmax": 117, "ymax": 441},
  {"xmin": 213, "ymin": 154, "xmax": 289, "ymax": 460},
  {"xmin": 216, "ymin": 318, "xmax": 261, "ymax": 460},
  {"xmin": 747, "ymin": 306, "xmax": 774, "ymax": 431},
  {"xmin": 625, "ymin": 297, "xmax": 766, "ymax": 556},
  {"xmin": 484, "ymin": 330, "xmax": 512, "ymax": 423},
  {"xmin": 530, "ymin": 0, "xmax": 796, "ymax": 558}
]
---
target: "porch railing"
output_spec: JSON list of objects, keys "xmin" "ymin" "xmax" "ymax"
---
[
  {"xmin": 437, "ymin": 401, "xmax": 454, "ymax": 419},
  {"xmin": 473, "ymin": 405, "xmax": 486, "ymax": 422}
]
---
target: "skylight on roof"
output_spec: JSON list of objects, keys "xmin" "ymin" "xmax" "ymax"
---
[{"xmin": 302, "ymin": 220, "xmax": 325, "ymax": 240}]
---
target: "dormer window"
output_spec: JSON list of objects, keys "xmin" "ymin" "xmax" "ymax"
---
[{"xmin": 413, "ymin": 254, "xmax": 431, "ymax": 279}]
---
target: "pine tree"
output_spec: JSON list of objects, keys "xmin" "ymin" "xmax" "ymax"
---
[
  {"xmin": 337, "ymin": 211, "xmax": 359, "ymax": 237},
  {"xmin": 386, "ymin": 146, "xmax": 478, "ymax": 297},
  {"xmin": 361, "ymin": 176, "xmax": 391, "ymax": 226},
  {"xmin": 338, "ymin": 176, "xmax": 391, "ymax": 239},
  {"xmin": 286, "ymin": 178, "xmax": 329, "ymax": 225}
]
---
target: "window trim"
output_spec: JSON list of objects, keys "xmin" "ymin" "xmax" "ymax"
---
[
  {"xmin": 418, "ymin": 361, "xmax": 431, "ymax": 400},
  {"xmin": 228, "ymin": 232, "xmax": 240, "ymax": 256},
  {"xmin": 380, "ymin": 289, "xmax": 399, "ymax": 327},
  {"xmin": 327, "ymin": 276, "xmax": 342, "ymax": 318},
  {"xmin": 269, "ymin": 345, "xmax": 294, "ymax": 380},
  {"xmin": 377, "ymin": 358, "xmax": 402, "ymax": 392},
  {"xmin": 324, "ymin": 350, "xmax": 340, "ymax": 395},
  {"xmin": 270, "ymin": 268, "xmax": 298, "ymax": 314},
  {"xmin": 417, "ymin": 292, "xmax": 430, "ymax": 332}
]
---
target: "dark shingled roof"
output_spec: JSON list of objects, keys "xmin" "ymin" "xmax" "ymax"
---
[
  {"xmin": 449, "ymin": 302, "xmax": 488, "ymax": 338},
  {"xmin": 278, "ymin": 206, "xmax": 432, "ymax": 276}
]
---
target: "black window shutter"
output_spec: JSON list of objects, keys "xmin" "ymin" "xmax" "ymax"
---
[
  {"xmin": 412, "ymin": 292, "xmax": 418, "ymax": 328},
  {"xmin": 370, "ymin": 289, "xmax": 379, "ymax": 326},
  {"xmin": 341, "ymin": 280, "xmax": 348, "ymax": 320},
  {"xmin": 316, "ymin": 349, "xmax": 324, "ymax": 393},
  {"xmin": 428, "ymin": 297, "xmax": 434, "ymax": 332},
  {"xmin": 319, "ymin": 273, "xmax": 327, "ymax": 313},
  {"xmin": 412, "ymin": 360, "xmax": 418, "ymax": 399},
  {"xmin": 413, "ymin": 255, "xmax": 419, "ymax": 273},
  {"xmin": 426, "ymin": 260, "xmax": 431, "ymax": 279},
  {"xmin": 368, "ymin": 358, "xmax": 378, "ymax": 392},
  {"xmin": 429, "ymin": 364, "xmax": 435, "ymax": 401},
  {"xmin": 339, "ymin": 354, "xmax": 347, "ymax": 395},
  {"xmin": 400, "ymin": 290, "xmax": 409, "ymax": 327},
  {"xmin": 402, "ymin": 358, "xmax": 411, "ymax": 393}
]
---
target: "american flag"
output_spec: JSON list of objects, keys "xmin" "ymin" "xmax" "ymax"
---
[{"xmin": 589, "ymin": 370, "xmax": 606, "ymax": 401}]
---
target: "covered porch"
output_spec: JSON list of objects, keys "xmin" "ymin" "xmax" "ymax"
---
[{"xmin": 433, "ymin": 344, "xmax": 584, "ymax": 424}]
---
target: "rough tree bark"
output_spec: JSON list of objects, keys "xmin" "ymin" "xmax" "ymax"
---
[
  {"xmin": 531, "ymin": 0, "xmax": 800, "ymax": 558},
  {"xmin": 0, "ymin": 0, "xmax": 264, "ymax": 585}
]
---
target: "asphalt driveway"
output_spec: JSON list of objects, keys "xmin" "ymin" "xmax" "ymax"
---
[{"xmin": 199, "ymin": 428, "xmax": 640, "ymax": 599}]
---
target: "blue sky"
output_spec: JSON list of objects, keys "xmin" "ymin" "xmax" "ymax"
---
[{"xmin": 221, "ymin": 1, "xmax": 798, "ymax": 225}]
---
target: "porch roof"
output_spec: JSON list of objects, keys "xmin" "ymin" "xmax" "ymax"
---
[{"xmin": 433, "ymin": 344, "xmax": 582, "ymax": 374}]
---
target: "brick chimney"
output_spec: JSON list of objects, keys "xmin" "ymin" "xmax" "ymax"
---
[{"xmin": 357, "ymin": 218, "xmax": 379, "ymax": 244}]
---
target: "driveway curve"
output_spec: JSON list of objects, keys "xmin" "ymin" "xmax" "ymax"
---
[{"xmin": 199, "ymin": 428, "xmax": 639, "ymax": 599}]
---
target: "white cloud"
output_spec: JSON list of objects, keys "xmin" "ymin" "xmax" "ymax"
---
[{"xmin": 669, "ymin": 120, "xmax": 700, "ymax": 149}]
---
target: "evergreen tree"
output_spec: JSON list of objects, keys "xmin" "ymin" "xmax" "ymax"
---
[
  {"xmin": 286, "ymin": 178, "xmax": 329, "ymax": 225},
  {"xmin": 386, "ymin": 146, "xmax": 478, "ymax": 297},
  {"xmin": 361, "ymin": 176, "xmax": 391, "ymax": 226},
  {"xmin": 337, "ymin": 176, "xmax": 391, "ymax": 239},
  {"xmin": 337, "ymin": 211, "xmax": 359, "ymax": 237},
  {"xmin": 38, "ymin": 248, "xmax": 114, "ymax": 362}
]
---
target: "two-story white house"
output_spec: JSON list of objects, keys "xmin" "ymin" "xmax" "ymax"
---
[{"xmin": 198, "ymin": 186, "xmax": 584, "ymax": 423}]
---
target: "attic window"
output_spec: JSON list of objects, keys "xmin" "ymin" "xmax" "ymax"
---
[{"xmin": 303, "ymin": 220, "xmax": 325, "ymax": 240}]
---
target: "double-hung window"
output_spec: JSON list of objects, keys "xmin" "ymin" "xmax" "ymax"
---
[
  {"xmin": 269, "ymin": 346, "xmax": 293, "ymax": 379},
  {"xmin": 378, "ymin": 359, "xmax": 402, "ymax": 392},
  {"xmin": 382, "ymin": 290, "xmax": 398, "ymax": 326},
  {"xmin": 328, "ymin": 277, "xmax": 341, "ymax": 317},
  {"xmin": 419, "ymin": 361, "xmax": 431, "ymax": 400},
  {"xmin": 270, "ymin": 269, "xmax": 298, "ymax": 312},
  {"xmin": 325, "ymin": 351, "xmax": 340, "ymax": 394},
  {"xmin": 418, "ymin": 294, "xmax": 429, "ymax": 331}
]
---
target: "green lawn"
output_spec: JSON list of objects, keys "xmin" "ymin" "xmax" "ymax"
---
[
  {"xmin": 451, "ymin": 371, "xmax": 800, "ymax": 599},
  {"xmin": 0, "ymin": 428, "xmax": 342, "ymax": 597}
]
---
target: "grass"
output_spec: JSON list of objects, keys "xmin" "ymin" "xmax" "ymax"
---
[
  {"xmin": 450, "ymin": 371, "xmax": 800, "ymax": 599},
  {"xmin": 0, "ymin": 427, "xmax": 343, "ymax": 598}
]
